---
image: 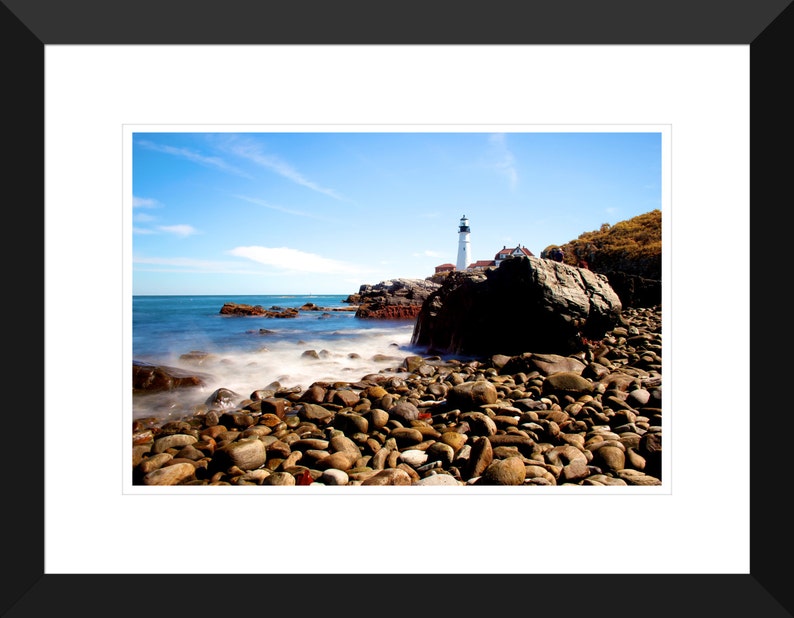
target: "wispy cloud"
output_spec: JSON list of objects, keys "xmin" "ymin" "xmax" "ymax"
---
[
  {"xmin": 136, "ymin": 140, "xmax": 252, "ymax": 178},
  {"xmin": 234, "ymin": 195, "xmax": 324, "ymax": 219},
  {"xmin": 221, "ymin": 136, "xmax": 346, "ymax": 201},
  {"xmin": 229, "ymin": 246, "xmax": 371, "ymax": 276},
  {"xmin": 413, "ymin": 249, "xmax": 443, "ymax": 258},
  {"xmin": 132, "ymin": 227, "xmax": 157, "ymax": 235},
  {"xmin": 487, "ymin": 133, "xmax": 518, "ymax": 190},
  {"xmin": 132, "ymin": 219, "xmax": 199, "ymax": 236},
  {"xmin": 133, "ymin": 255, "xmax": 263, "ymax": 275},
  {"xmin": 134, "ymin": 212, "xmax": 157, "ymax": 223},
  {"xmin": 157, "ymin": 224, "xmax": 199, "ymax": 237},
  {"xmin": 133, "ymin": 196, "xmax": 162, "ymax": 208},
  {"xmin": 135, "ymin": 256, "xmax": 225, "ymax": 268}
]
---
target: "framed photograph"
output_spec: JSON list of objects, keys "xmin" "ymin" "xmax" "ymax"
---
[
  {"xmin": 11, "ymin": 0, "xmax": 788, "ymax": 614},
  {"xmin": 124, "ymin": 123, "xmax": 670, "ymax": 497}
]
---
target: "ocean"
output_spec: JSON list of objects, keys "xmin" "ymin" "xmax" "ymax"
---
[{"xmin": 131, "ymin": 294, "xmax": 421, "ymax": 421}]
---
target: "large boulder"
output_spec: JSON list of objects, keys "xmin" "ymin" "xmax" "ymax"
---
[
  {"xmin": 347, "ymin": 278, "xmax": 440, "ymax": 320},
  {"xmin": 410, "ymin": 255, "xmax": 622, "ymax": 357}
]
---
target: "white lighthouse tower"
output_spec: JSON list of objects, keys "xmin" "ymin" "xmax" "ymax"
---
[{"xmin": 456, "ymin": 214, "xmax": 471, "ymax": 271}]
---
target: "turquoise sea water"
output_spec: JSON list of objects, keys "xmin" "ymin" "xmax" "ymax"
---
[{"xmin": 131, "ymin": 294, "xmax": 420, "ymax": 420}]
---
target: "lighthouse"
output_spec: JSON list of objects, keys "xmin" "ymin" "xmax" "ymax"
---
[{"xmin": 456, "ymin": 214, "xmax": 471, "ymax": 271}]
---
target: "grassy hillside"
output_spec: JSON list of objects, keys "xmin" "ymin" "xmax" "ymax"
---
[{"xmin": 541, "ymin": 209, "xmax": 661, "ymax": 280}]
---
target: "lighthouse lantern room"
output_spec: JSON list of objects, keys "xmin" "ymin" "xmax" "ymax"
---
[{"xmin": 456, "ymin": 215, "xmax": 471, "ymax": 271}]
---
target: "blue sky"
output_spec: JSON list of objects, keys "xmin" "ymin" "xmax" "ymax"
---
[{"xmin": 131, "ymin": 129, "xmax": 662, "ymax": 295}]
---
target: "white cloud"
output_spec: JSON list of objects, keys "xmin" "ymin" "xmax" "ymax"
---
[
  {"xmin": 133, "ymin": 196, "xmax": 161, "ymax": 208},
  {"xmin": 136, "ymin": 140, "xmax": 252, "ymax": 178},
  {"xmin": 222, "ymin": 137, "xmax": 345, "ymax": 201},
  {"xmin": 157, "ymin": 224, "xmax": 199, "ymax": 237},
  {"xmin": 229, "ymin": 246, "xmax": 371, "ymax": 276},
  {"xmin": 234, "ymin": 194, "xmax": 324, "ymax": 219},
  {"xmin": 133, "ymin": 212, "xmax": 157, "ymax": 223},
  {"xmin": 413, "ymin": 249, "xmax": 443, "ymax": 258}
]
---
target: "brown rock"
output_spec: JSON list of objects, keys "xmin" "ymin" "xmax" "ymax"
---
[
  {"xmin": 132, "ymin": 361, "xmax": 207, "ymax": 392},
  {"xmin": 466, "ymin": 435, "xmax": 494, "ymax": 478},
  {"xmin": 360, "ymin": 468, "xmax": 413, "ymax": 485},
  {"xmin": 389, "ymin": 427, "xmax": 424, "ymax": 446},
  {"xmin": 543, "ymin": 372, "xmax": 594, "ymax": 397},
  {"xmin": 215, "ymin": 438, "xmax": 266, "ymax": 471},
  {"xmin": 476, "ymin": 457, "xmax": 527, "ymax": 486},
  {"xmin": 388, "ymin": 401, "xmax": 420, "ymax": 423},
  {"xmin": 142, "ymin": 462, "xmax": 196, "ymax": 486},
  {"xmin": 447, "ymin": 380, "xmax": 499, "ymax": 410}
]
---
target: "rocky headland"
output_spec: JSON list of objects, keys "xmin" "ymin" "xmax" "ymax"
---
[
  {"xmin": 548, "ymin": 209, "xmax": 661, "ymax": 309},
  {"xmin": 344, "ymin": 278, "xmax": 440, "ymax": 319}
]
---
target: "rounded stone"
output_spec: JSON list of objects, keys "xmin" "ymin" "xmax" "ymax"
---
[
  {"xmin": 367, "ymin": 408, "xmax": 390, "ymax": 430},
  {"xmin": 399, "ymin": 449, "xmax": 429, "ymax": 467},
  {"xmin": 543, "ymin": 372, "xmax": 594, "ymax": 396},
  {"xmin": 458, "ymin": 412, "xmax": 497, "ymax": 436},
  {"xmin": 414, "ymin": 473, "xmax": 462, "ymax": 486},
  {"xmin": 261, "ymin": 472, "xmax": 296, "ymax": 485},
  {"xmin": 152, "ymin": 434, "xmax": 197, "ymax": 454},
  {"xmin": 142, "ymin": 462, "xmax": 196, "ymax": 486},
  {"xmin": 627, "ymin": 388, "xmax": 651, "ymax": 407},
  {"xmin": 592, "ymin": 444, "xmax": 626, "ymax": 473},
  {"xmin": 297, "ymin": 403, "xmax": 335, "ymax": 426},
  {"xmin": 389, "ymin": 427, "xmax": 424, "ymax": 445},
  {"xmin": 525, "ymin": 465, "xmax": 556, "ymax": 485},
  {"xmin": 216, "ymin": 438, "xmax": 266, "ymax": 471},
  {"xmin": 320, "ymin": 468, "xmax": 350, "ymax": 485},
  {"xmin": 388, "ymin": 401, "xmax": 420, "ymax": 423},
  {"xmin": 329, "ymin": 435, "xmax": 362, "ymax": 459},
  {"xmin": 334, "ymin": 412, "xmax": 369, "ymax": 435},
  {"xmin": 447, "ymin": 380, "xmax": 499, "ymax": 410},
  {"xmin": 476, "ymin": 457, "xmax": 526, "ymax": 486},
  {"xmin": 319, "ymin": 451, "xmax": 357, "ymax": 471},
  {"xmin": 466, "ymin": 435, "xmax": 494, "ymax": 478},
  {"xmin": 361, "ymin": 468, "xmax": 413, "ymax": 486},
  {"xmin": 138, "ymin": 452, "xmax": 173, "ymax": 475},
  {"xmin": 426, "ymin": 441, "xmax": 455, "ymax": 465},
  {"xmin": 440, "ymin": 431, "xmax": 468, "ymax": 453}
]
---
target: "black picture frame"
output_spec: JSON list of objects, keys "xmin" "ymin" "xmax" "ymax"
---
[{"xmin": 4, "ymin": 0, "xmax": 789, "ymax": 615}]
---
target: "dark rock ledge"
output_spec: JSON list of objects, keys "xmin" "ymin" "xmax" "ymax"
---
[{"xmin": 344, "ymin": 278, "xmax": 440, "ymax": 320}]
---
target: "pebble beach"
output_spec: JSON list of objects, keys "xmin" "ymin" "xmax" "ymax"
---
[{"xmin": 132, "ymin": 305, "xmax": 663, "ymax": 487}]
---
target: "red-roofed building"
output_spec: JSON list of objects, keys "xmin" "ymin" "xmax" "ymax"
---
[
  {"xmin": 468, "ymin": 259, "xmax": 496, "ymax": 271},
  {"xmin": 434, "ymin": 245, "xmax": 535, "ymax": 274},
  {"xmin": 494, "ymin": 244, "xmax": 534, "ymax": 266}
]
